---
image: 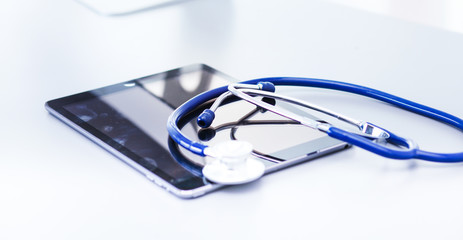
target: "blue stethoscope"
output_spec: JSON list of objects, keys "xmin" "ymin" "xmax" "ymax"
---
[{"xmin": 167, "ymin": 77, "xmax": 463, "ymax": 185}]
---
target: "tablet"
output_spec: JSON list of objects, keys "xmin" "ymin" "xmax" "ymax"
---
[{"xmin": 45, "ymin": 64, "xmax": 349, "ymax": 198}]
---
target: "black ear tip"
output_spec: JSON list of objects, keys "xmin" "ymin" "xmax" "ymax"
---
[
  {"xmin": 262, "ymin": 97, "xmax": 276, "ymax": 106},
  {"xmin": 258, "ymin": 97, "xmax": 276, "ymax": 113},
  {"xmin": 198, "ymin": 128, "xmax": 216, "ymax": 141}
]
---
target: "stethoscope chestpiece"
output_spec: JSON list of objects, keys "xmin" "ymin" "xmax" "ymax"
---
[{"xmin": 203, "ymin": 140, "xmax": 265, "ymax": 185}]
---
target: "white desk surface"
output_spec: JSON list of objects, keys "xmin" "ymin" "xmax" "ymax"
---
[{"xmin": 1, "ymin": 0, "xmax": 463, "ymax": 239}]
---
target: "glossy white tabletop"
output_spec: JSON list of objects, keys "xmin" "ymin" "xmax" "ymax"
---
[{"xmin": 1, "ymin": 0, "xmax": 463, "ymax": 239}]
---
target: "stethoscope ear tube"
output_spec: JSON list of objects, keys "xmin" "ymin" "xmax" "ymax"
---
[
  {"xmin": 326, "ymin": 126, "xmax": 418, "ymax": 159},
  {"xmin": 244, "ymin": 77, "xmax": 463, "ymax": 163},
  {"xmin": 168, "ymin": 77, "xmax": 463, "ymax": 164}
]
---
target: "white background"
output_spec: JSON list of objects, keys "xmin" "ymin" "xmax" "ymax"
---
[{"xmin": 1, "ymin": 0, "xmax": 463, "ymax": 239}]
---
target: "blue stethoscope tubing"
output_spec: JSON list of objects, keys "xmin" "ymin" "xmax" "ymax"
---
[{"xmin": 167, "ymin": 77, "xmax": 463, "ymax": 163}]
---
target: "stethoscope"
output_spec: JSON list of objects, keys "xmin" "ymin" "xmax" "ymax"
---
[{"xmin": 167, "ymin": 77, "xmax": 463, "ymax": 185}]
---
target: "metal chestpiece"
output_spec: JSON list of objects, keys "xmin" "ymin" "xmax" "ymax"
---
[{"xmin": 202, "ymin": 141, "xmax": 265, "ymax": 185}]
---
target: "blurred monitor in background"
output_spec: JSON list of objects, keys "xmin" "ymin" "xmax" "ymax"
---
[{"xmin": 76, "ymin": 0, "xmax": 190, "ymax": 16}]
